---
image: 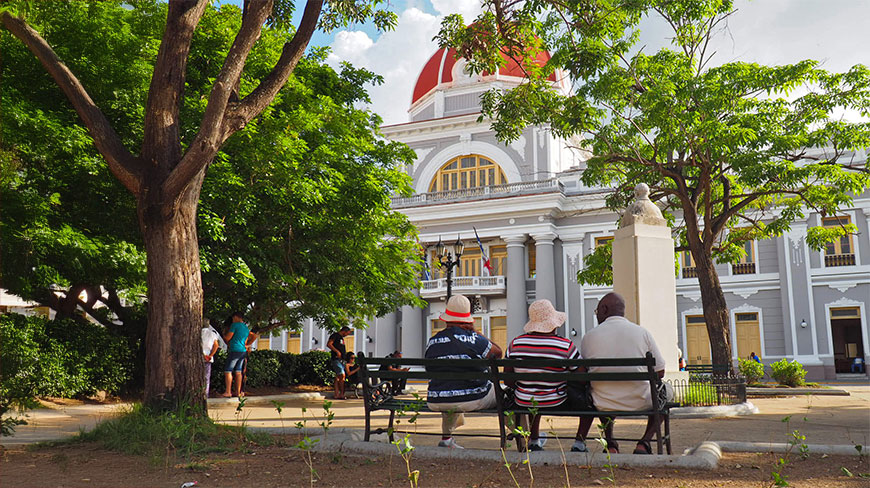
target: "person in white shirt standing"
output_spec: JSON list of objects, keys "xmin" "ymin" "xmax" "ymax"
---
[
  {"xmin": 578, "ymin": 292, "xmax": 667, "ymax": 454},
  {"xmin": 201, "ymin": 319, "xmax": 221, "ymax": 399}
]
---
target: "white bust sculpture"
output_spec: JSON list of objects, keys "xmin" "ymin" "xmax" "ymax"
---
[{"xmin": 620, "ymin": 183, "xmax": 666, "ymax": 227}]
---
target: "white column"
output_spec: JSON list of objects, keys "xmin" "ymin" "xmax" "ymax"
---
[
  {"xmin": 401, "ymin": 290, "xmax": 424, "ymax": 358},
  {"xmin": 505, "ymin": 235, "xmax": 528, "ymax": 343},
  {"xmin": 532, "ymin": 232, "xmax": 557, "ymax": 304},
  {"xmin": 561, "ymin": 235, "xmax": 585, "ymax": 338}
]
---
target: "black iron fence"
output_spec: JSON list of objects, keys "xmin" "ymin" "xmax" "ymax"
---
[{"xmin": 669, "ymin": 371, "xmax": 747, "ymax": 407}]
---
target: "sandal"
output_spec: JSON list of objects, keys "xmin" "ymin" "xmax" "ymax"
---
[
  {"xmin": 633, "ymin": 440, "xmax": 653, "ymax": 455},
  {"xmin": 603, "ymin": 439, "xmax": 619, "ymax": 454}
]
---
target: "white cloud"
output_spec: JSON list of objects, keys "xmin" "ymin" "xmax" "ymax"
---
[
  {"xmin": 328, "ymin": 1, "xmax": 484, "ymax": 125},
  {"xmin": 329, "ymin": 0, "xmax": 869, "ymax": 126}
]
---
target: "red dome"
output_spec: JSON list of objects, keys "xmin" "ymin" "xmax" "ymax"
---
[{"xmin": 411, "ymin": 47, "xmax": 557, "ymax": 107}]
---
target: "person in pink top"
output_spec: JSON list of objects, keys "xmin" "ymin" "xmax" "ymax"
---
[{"xmin": 577, "ymin": 292, "xmax": 667, "ymax": 454}]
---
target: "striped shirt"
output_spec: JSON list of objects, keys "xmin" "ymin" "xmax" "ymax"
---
[{"xmin": 506, "ymin": 333, "xmax": 581, "ymax": 408}]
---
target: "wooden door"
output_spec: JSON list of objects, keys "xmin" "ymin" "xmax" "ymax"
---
[
  {"xmin": 735, "ymin": 313, "xmax": 761, "ymax": 360},
  {"xmin": 685, "ymin": 316, "xmax": 711, "ymax": 365},
  {"xmin": 287, "ymin": 333, "xmax": 301, "ymax": 354},
  {"xmin": 490, "ymin": 316, "xmax": 507, "ymax": 353}
]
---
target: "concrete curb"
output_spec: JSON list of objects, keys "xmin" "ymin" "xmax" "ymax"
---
[
  {"xmin": 298, "ymin": 432, "xmax": 722, "ymax": 469},
  {"xmin": 671, "ymin": 401, "xmax": 759, "ymax": 419},
  {"xmin": 747, "ymin": 388, "xmax": 851, "ymax": 396},
  {"xmin": 207, "ymin": 392, "xmax": 324, "ymax": 406},
  {"xmin": 715, "ymin": 441, "xmax": 867, "ymax": 456}
]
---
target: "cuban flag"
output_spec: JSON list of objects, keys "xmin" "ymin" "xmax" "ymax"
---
[{"xmin": 473, "ymin": 227, "xmax": 493, "ymax": 276}]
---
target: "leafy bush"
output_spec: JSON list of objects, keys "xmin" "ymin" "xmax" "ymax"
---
[
  {"xmin": 0, "ymin": 313, "xmax": 133, "ymax": 401},
  {"xmin": 677, "ymin": 382, "xmax": 718, "ymax": 406},
  {"xmin": 208, "ymin": 348, "xmax": 332, "ymax": 392},
  {"xmin": 770, "ymin": 359, "xmax": 807, "ymax": 387},
  {"xmin": 738, "ymin": 359, "xmax": 765, "ymax": 385}
]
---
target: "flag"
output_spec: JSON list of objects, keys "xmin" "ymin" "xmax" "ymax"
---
[
  {"xmin": 417, "ymin": 239, "xmax": 432, "ymax": 281},
  {"xmin": 473, "ymin": 227, "xmax": 492, "ymax": 276}
]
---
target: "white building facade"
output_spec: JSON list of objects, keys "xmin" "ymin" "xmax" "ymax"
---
[{"xmin": 277, "ymin": 46, "xmax": 870, "ymax": 381}]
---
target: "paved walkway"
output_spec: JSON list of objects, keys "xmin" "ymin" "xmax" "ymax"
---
[{"xmin": 4, "ymin": 385, "xmax": 869, "ymax": 453}]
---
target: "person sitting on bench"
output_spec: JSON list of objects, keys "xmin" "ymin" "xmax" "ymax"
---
[
  {"xmin": 379, "ymin": 351, "xmax": 410, "ymax": 395},
  {"xmin": 425, "ymin": 294, "xmax": 502, "ymax": 449},
  {"xmin": 577, "ymin": 292, "xmax": 667, "ymax": 455},
  {"xmin": 505, "ymin": 299, "xmax": 586, "ymax": 452}
]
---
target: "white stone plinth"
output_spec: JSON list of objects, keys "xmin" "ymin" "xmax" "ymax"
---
[{"xmin": 612, "ymin": 222, "xmax": 680, "ymax": 374}]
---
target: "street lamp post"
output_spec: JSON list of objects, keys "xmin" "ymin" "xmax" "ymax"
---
[{"xmin": 436, "ymin": 235, "xmax": 464, "ymax": 299}]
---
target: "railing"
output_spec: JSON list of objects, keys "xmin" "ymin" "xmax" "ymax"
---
[
  {"xmin": 392, "ymin": 178, "xmax": 564, "ymax": 208},
  {"xmin": 825, "ymin": 253, "xmax": 855, "ymax": 267},
  {"xmin": 732, "ymin": 262, "xmax": 756, "ymax": 275},
  {"xmin": 669, "ymin": 371, "xmax": 746, "ymax": 407},
  {"xmin": 682, "ymin": 267, "xmax": 698, "ymax": 278},
  {"xmin": 420, "ymin": 275, "xmax": 506, "ymax": 297}
]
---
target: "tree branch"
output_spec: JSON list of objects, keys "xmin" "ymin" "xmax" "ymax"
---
[
  {"xmin": 141, "ymin": 0, "xmax": 209, "ymax": 173},
  {"xmin": 0, "ymin": 11, "xmax": 142, "ymax": 194},
  {"xmin": 162, "ymin": 0, "xmax": 277, "ymax": 201}
]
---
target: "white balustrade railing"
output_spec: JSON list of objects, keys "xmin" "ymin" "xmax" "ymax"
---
[
  {"xmin": 392, "ymin": 179, "xmax": 563, "ymax": 208},
  {"xmin": 419, "ymin": 275, "xmax": 507, "ymax": 297}
]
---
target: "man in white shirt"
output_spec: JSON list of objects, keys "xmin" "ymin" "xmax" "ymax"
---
[
  {"xmin": 201, "ymin": 319, "xmax": 221, "ymax": 399},
  {"xmin": 578, "ymin": 292, "xmax": 666, "ymax": 454}
]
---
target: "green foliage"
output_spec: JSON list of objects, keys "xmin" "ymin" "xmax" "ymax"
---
[
  {"xmin": 75, "ymin": 402, "xmax": 270, "ymax": 460},
  {"xmin": 1, "ymin": 1, "xmax": 422, "ymax": 337},
  {"xmin": 770, "ymin": 359, "xmax": 808, "ymax": 387},
  {"xmin": 576, "ymin": 241, "xmax": 612, "ymax": 286},
  {"xmin": 677, "ymin": 382, "xmax": 718, "ymax": 407},
  {"xmin": 441, "ymin": 0, "xmax": 870, "ymax": 366},
  {"xmin": 210, "ymin": 349, "xmax": 332, "ymax": 391},
  {"xmin": 738, "ymin": 358, "xmax": 765, "ymax": 385},
  {"xmin": 0, "ymin": 313, "xmax": 134, "ymax": 401}
]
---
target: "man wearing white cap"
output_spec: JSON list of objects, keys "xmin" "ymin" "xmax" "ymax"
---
[{"xmin": 425, "ymin": 294, "xmax": 503, "ymax": 449}]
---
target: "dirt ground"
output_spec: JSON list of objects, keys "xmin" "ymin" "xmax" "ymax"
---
[{"xmin": 2, "ymin": 437, "xmax": 868, "ymax": 488}]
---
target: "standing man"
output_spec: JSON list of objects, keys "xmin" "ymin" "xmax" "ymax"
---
[
  {"xmin": 577, "ymin": 292, "xmax": 667, "ymax": 455},
  {"xmin": 327, "ymin": 326, "xmax": 353, "ymax": 400},
  {"xmin": 221, "ymin": 312, "xmax": 252, "ymax": 398},
  {"xmin": 201, "ymin": 318, "xmax": 221, "ymax": 399},
  {"xmin": 425, "ymin": 294, "xmax": 502, "ymax": 449}
]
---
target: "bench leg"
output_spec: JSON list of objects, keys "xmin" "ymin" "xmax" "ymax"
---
[
  {"xmin": 654, "ymin": 414, "xmax": 664, "ymax": 455},
  {"xmin": 364, "ymin": 408, "xmax": 371, "ymax": 442},
  {"xmin": 498, "ymin": 411, "xmax": 507, "ymax": 450},
  {"xmin": 388, "ymin": 410, "xmax": 396, "ymax": 443},
  {"xmin": 664, "ymin": 414, "xmax": 672, "ymax": 455}
]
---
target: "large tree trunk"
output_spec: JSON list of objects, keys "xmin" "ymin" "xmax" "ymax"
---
[
  {"xmin": 692, "ymin": 248, "xmax": 733, "ymax": 372},
  {"xmin": 139, "ymin": 175, "xmax": 206, "ymax": 411}
]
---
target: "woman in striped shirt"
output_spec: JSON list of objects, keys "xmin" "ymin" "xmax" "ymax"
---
[{"xmin": 506, "ymin": 299, "xmax": 586, "ymax": 452}]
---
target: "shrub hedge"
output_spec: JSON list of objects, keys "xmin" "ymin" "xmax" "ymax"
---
[
  {"xmin": 738, "ymin": 358, "xmax": 765, "ymax": 385},
  {"xmin": 209, "ymin": 349, "xmax": 332, "ymax": 392},
  {"xmin": 770, "ymin": 358, "xmax": 808, "ymax": 387},
  {"xmin": 0, "ymin": 313, "xmax": 134, "ymax": 400}
]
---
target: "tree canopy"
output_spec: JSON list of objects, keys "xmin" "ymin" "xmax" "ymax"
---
[
  {"xmin": 439, "ymin": 0, "xmax": 870, "ymax": 366},
  {"xmin": 1, "ymin": 2, "xmax": 420, "ymax": 341}
]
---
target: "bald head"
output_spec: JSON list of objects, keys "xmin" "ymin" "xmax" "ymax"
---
[{"xmin": 596, "ymin": 292, "xmax": 625, "ymax": 323}]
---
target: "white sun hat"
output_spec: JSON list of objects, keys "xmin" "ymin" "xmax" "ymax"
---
[{"xmin": 523, "ymin": 299, "xmax": 567, "ymax": 334}]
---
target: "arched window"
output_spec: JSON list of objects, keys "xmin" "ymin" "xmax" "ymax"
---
[{"xmin": 428, "ymin": 155, "xmax": 507, "ymax": 193}]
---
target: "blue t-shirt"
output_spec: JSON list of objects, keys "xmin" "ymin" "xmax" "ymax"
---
[
  {"xmin": 227, "ymin": 321, "xmax": 250, "ymax": 353},
  {"xmin": 424, "ymin": 326, "xmax": 492, "ymax": 403}
]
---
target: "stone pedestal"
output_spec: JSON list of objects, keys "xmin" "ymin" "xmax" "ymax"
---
[{"xmin": 612, "ymin": 184, "xmax": 680, "ymax": 375}]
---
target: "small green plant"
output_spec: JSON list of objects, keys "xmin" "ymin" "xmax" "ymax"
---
[
  {"xmin": 738, "ymin": 358, "xmax": 765, "ymax": 385},
  {"xmin": 767, "ymin": 416, "xmax": 810, "ymax": 487},
  {"xmin": 597, "ymin": 420, "xmax": 617, "ymax": 484},
  {"xmin": 393, "ymin": 434, "xmax": 419, "ymax": 488},
  {"xmin": 770, "ymin": 359, "xmax": 807, "ymax": 387},
  {"xmin": 295, "ymin": 407, "xmax": 319, "ymax": 488},
  {"xmin": 546, "ymin": 419, "xmax": 571, "ymax": 488},
  {"xmin": 271, "ymin": 400, "xmax": 286, "ymax": 437}
]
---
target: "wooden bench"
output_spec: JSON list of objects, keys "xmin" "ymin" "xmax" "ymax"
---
[
  {"xmin": 685, "ymin": 364, "xmax": 733, "ymax": 376},
  {"xmin": 358, "ymin": 352, "xmax": 675, "ymax": 454}
]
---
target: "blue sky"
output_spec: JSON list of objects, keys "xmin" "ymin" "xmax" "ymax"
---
[{"xmin": 225, "ymin": 0, "xmax": 870, "ymax": 125}]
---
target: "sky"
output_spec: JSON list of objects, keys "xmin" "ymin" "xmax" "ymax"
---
[{"xmin": 317, "ymin": 0, "xmax": 870, "ymax": 126}]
